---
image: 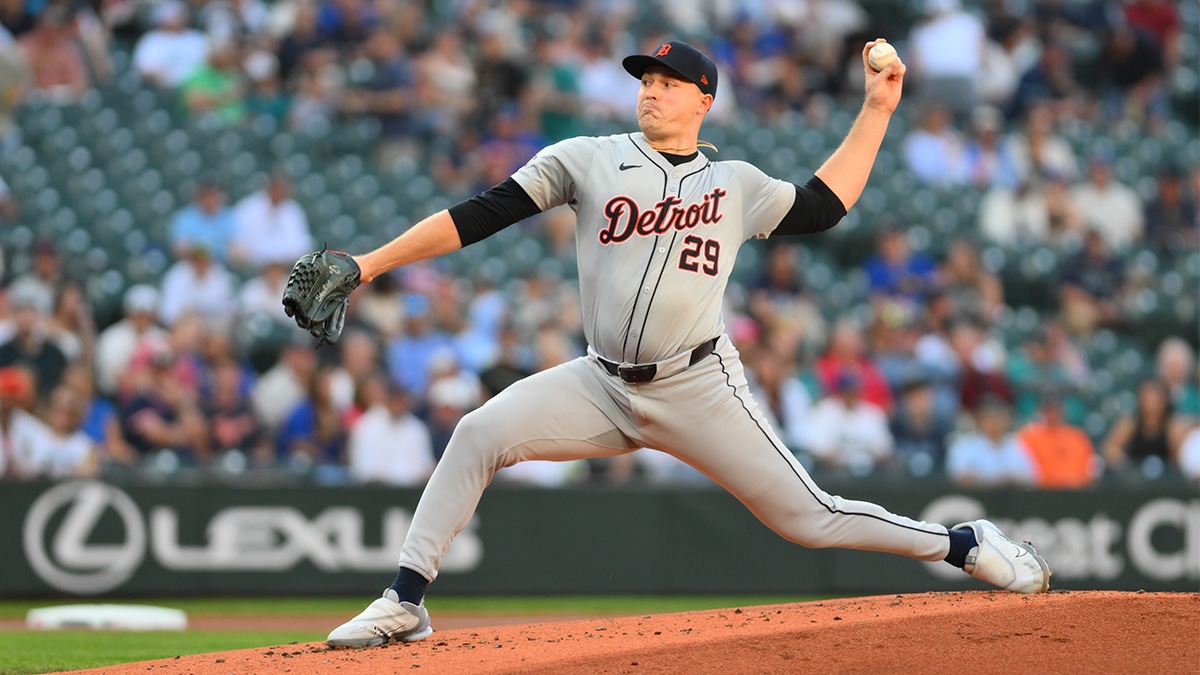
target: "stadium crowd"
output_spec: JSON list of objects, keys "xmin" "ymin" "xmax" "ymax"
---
[{"xmin": 0, "ymin": 0, "xmax": 1196, "ymax": 487}]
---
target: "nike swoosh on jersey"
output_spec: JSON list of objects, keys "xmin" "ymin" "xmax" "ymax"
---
[{"xmin": 619, "ymin": 163, "xmax": 642, "ymax": 171}]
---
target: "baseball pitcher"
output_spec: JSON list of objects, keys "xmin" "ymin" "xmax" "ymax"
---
[{"xmin": 283, "ymin": 38, "xmax": 1051, "ymax": 648}]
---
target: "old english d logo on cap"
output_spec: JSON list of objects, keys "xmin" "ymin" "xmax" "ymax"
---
[{"xmin": 622, "ymin": 40, "xmax": 718, "ymax": 98}]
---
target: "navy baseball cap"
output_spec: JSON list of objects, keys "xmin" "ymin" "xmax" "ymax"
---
[{"xmin": 623, "ymin": 41, "xmax": 718, "ymax": 98}]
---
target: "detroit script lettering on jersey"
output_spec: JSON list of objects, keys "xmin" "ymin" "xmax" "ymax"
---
[{"xmin": 599, "ymin": 188, "xmax": 727, "ymax": 244}]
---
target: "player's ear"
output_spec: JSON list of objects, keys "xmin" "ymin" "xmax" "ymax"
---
[{"xmin": 697, "ymin": 93, "xmax": 713, "ymax": 116}]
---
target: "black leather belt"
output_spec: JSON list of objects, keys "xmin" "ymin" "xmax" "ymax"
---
[{"xmin": 598, "ymin": 338, "xmax": 718, "ymax": 383}]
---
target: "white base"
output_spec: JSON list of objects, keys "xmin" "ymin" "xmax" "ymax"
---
[{"xmin": 26, "ymin": 604, "xmax": 188, "ymax": 631}]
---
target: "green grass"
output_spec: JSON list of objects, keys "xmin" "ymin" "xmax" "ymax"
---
[
  {"xmin": 0, "ymin": 595, "xmax": 825, "ymax": 620},
  {"xmin": 0, "ymin": 630, "xmax": 322, "ymax": 675},
  {"xmin": 0, "ymin": 595, "xmax": 830, "ymax": 674}
]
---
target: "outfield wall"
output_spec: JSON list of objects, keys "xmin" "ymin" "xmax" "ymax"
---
[{"xmin": 3, "ymin": 479, "xmax": 1197, "ymax": 597}]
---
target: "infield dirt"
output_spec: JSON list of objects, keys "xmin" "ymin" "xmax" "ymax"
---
[{"xmin": 58, "ymin": 591, "xmax": 1198, "ymax": 674}]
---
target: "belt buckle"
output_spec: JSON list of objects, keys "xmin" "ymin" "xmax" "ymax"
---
[{"xmin": 617, "ymin": 364, "xmax": 656, "ymax": 383}]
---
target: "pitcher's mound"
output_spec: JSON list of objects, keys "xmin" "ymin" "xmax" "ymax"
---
[{"xmin": 68, "ymin": 591, "xmax": 1198, "ymax": 674}]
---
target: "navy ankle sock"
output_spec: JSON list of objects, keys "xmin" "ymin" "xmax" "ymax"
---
[
  {"xmin": 944, "ymin": 527, "xmax": 978, "ymax": 569},
  {"xmin": 390, "ymin": 567, "xmax": 429, "ymax": 605}
]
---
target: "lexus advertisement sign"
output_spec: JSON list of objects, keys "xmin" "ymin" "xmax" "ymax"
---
[{"xmin": 4, "ymin": 480, "xmax": 1197, "ymax": 597}]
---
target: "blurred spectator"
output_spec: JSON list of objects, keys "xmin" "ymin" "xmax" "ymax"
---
[
  {"xmin": 1006, "ymin": 42, "xmax": 1078, "ymax": 121},
  {"xmin": 806, "ymin": 370, "xmax": 894, "ymax": 474},
  {"xmin": 1069, "ymin": 154, "xmax": 1144, "ymax": 252},
  {"xmin": 867, "ymin": 303, "xmax": 924, "ymax": 394},
  {"xmin": 38, "ymin": 384, "xmax": 98, "ymax": 478},
  {"xmin": 198, "ymin": 0, "xmax": 271, "ymax": 47},
  {"xmin": 816, "ymin": 317, "xmax": 893, "ymax": 413},
  {"xmin": 478, "ymin": 321, "xmax": 535, "ymax": 399},
  {"xmin": 938, "ymin": 238, "xmax": 1004, "ymax": 324},
  {"xmin": 978, "ymin": 173, "xmax": 1086, "ymax": 249},
  {"xmin": 277, "ymin": 365, "xmax": 344, "ymax": 469},
  {"xmin": 962, "ymin": 104, "xmax": 1019, "ymax": 189},
  {"xmin": 347, "ymin": 378, "xmax": 434, "ymax": 486},
  {"xmin": 865, "ymin": 224, "xmax": 938, "ymax": 308},
  {"xmin": 1101, "ymin": 378, "xmax": 1189, "ymax": 477},
  {"xmin": 454, "ymin": 277, "xmax": 507, "ymax": 375},
  {"xmin": 0, "ymin": 30, "xmax": 30, "ymax": 153},
  {"xmin": 1015, "ymin": 388, "xmax": 1099, "ymax": 488},
  {"xmin": 168, "ymin": 177, "xmax": 237, "ymax": 262},
  {"xmin": 1007, "ymin": 326, "xmax": 1087, "ymax": 426},
  {"xmin": 236, "ymin": 258, "xmax": 288, "ymax": 321},
  {"xmin": 133, "ymin": 0, "xmax": 209, "ymax": 88},
  {"xmin": 949, "ymin": 318, "xmax": 1012, "ymax": 412},
  {"xmin": 747, "ymin": 243, "xmax": 826, "ymax": 352},
  {"xmin": 0, "ymin": 173, "xmax": 18, "ymax": 225},
  {"xmin": 1096, "ymin": 23, "xmax": 1167, "ymax": 127},
  {"xmin": 907, "ymin": 0, "xmax": 985, "ymax": 115},
  {"xmin": 95, "ymin": 285, "xmax": 166, "ymax": 397},
  {"xmin": 339, "ymin": 28, "xmax": 419, "ymax": 167},
  {"xmin": 286, "ymin": 49, "xmax": 340, "ymax": 131},
  {"xmin": 745, "ymin": 344, "xmax": 812, "ymax": 454},
  {"xmin": 158, "ymin": 244, "xmax": 237, "ymax": 329},
  {"xmin": 328, "ymin": 328, "xmax": 380, "ymax": 416},
  {"xmin": 8, "ymin": 236, "xmax": 64, "ymax": 320},
  {"xmin": 230, "ymin": 172, "xmax": 313, "ymax": 270},
  {"xmin": 1058, "ymin": 230, "xmax": 1129, "ymax": 336},
  {"xmin": 18, "ymin": 4, "xmax": 89, "ymax": 104},
  {"xmin": 1178, "ymin": 424, "xmax": 1200, "ymax": 484},
  {"xmin": 477, "ymin": 104, "xmax": 548, "ymax": 189},
  {"xmin": 526, "ymin": 34, "xmax": 585, "ymax": 142},
  {"xmin": 429, "ymin": 128, "xmax": 484, "ymax": 195},
  {"xmin": 577, "ymin": 33, "xmax": 629, "ymax": 122},
  {"xmin": 508, "ymin": 268, "xmax": 581, "ymax": 346},
  {"xmin": 386, "ymin": 294, "xmax": 452, "ymax": 398},
  {"xmin": 890, "ymin": 375, "xmax": 952, "ymax": 475},
  {"xmin": 1124, "ymin": 0, "xmax": 1180, "ymax": 65},
  {"xmin": 1007, "ymin": 103, "xmax": 1079, "ymax": 185},
  {"xmin": 251, "ymin": 336, "xmax": 318, "ymax": 434},
  {"xmin": 1156, "ymin": 337, "xmax": 1200, "ymax": 418},
  {"xmin": 62, "ymin": 363, "xmax": 135, "ymax": 467},
  {"xmin": 119, "ymin": 342, "xmax": 210, "ymax": 466},
  {"xmin": 901, "ymin": 103, "xmax": 968, "ymax": 187},
  {"xmin": 350, "ymin": 270, "xmax": 404, "ymax": 340},
  {"xmin": 202, "ymin": 358, "xmax": 271, "ymax": 466},
  {"xmin": 45, "ymin": 278, "xmax": 95, "ymax": 366},
  {"xmin": 425, "ymin": 374, "xmax": 478, "ymax": 460},
  {"xmin": 276, "ymin": 2, "xmax": 323, "ymax": 83},
  {"xmin": 0, "ymin": 366, "xmax": 46, "ymax": 479},
  {"xmin": 0, "ymin": 285, "xmax": 67, "ymax": 402},
  {"xmin": 315, "ymin": 0, "xmax": 377, "ymax": 50},
  {"xmin": 243, "ymin": 48, "xmax": 289, "ymax": 123},
  {"xmin": 946, "ymin": 396, "xmax": 1035, "ymax": 486},
  {"xmin": 1143, "ymin": 167, "xmax": 1197, "ymax": 254},
  {"xmin": 417, "ymin": 27, "xmax": 477, "ymax": 137},
  {"xmin": 179, "ymin": 44, "xmax": 246, "ymax": 125}
]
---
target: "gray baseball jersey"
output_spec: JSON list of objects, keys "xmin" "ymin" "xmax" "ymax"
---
[
  {"xmin": 397, "ymin": 132, "xmax": 953, "ymax": 584},
  {"xmin": 512, "ymin": 132, "xmax": 794, "ymax": 363}
]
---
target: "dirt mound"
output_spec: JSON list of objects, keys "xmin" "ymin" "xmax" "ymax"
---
[{"xmin": 62, "ymin": 591, "xmax": 1198, "ymax": 675}]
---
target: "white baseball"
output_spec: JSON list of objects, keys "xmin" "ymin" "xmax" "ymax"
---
[{"xmin": 868, "ymin": 42, "xmax": 898, "ymax": 71}]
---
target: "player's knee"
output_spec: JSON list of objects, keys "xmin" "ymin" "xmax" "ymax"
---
[
  {"xmin": 768, "ymin": 503, "xmax": 838, "ymax": 549},
  {"xmin": 443, "ymin": 407, "xmax": 511, "ymax": 465}
]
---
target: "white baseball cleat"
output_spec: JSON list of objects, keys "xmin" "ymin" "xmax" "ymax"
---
[
  {"xmin": 954, "ymin": 519, "xmax": 1051, "ymax": 594},
  {"xmin": 326, "ymin": 589, "xmax": 434, "ymax": 647}
]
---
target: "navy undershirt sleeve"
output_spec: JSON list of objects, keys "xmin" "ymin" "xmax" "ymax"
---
[
  {"xmin": 773, "ymin": 175, "xmax": 848, "ymax": 236},
  {"xmin": 448, "ymin": 178, "xmax": 543, "ymax": 247}
]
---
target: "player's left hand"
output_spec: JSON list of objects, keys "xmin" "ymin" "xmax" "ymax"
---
[
  {"xmin": 282, "ymin": 247, "xmax": 361, "ymax": 345},
  {"xmin": 862, "ymin": 39, "xmax": 906, "ymax": 114}
]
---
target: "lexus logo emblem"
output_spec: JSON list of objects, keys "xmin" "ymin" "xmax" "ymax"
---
[{"xmin": 23, "ymin": 481, "xmax": 146, "ymax": 594}]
